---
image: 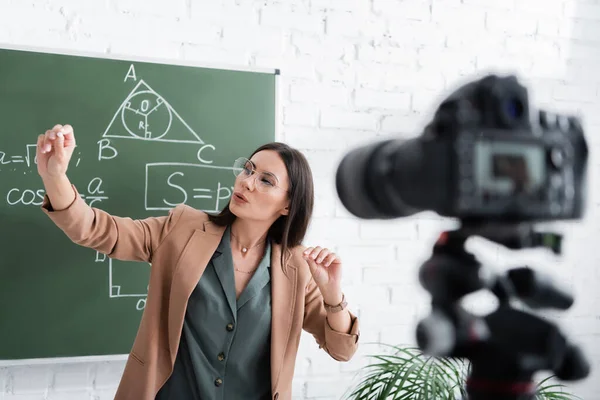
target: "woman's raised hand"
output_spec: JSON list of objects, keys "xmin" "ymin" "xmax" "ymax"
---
[{"xmin": 36, "ymin": 124, "xmax": 77, "ymax": 179}]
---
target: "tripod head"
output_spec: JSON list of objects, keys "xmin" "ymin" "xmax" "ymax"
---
[{"xmin": 415, "ymin": 222, "xmax": 590, "ymax": 400}]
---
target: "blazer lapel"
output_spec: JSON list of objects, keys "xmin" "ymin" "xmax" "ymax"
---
[
  {"xmin": 167, "ymin": 220, "xmax": 226, "ymax": 362},
  {"xmin": 211, "ymin": 229, "xmax": 237, "ymax": 320},
  {"xmin": 270, "ymin": 244, "xmax": 297, "ymax": 392}
]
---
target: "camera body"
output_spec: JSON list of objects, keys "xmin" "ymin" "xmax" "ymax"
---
[{"xmin": 336, "ymin": 74, "xmax": 588, "ymax": 223}]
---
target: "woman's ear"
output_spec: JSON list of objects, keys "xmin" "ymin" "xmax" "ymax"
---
[{"xmin": 281, "ymin": 205, "xmax": 290, "ymax": 216}]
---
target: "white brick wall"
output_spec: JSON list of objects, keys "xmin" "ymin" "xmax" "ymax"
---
[{"xmin": 1, "ymin": 0, "xmax": 600, "ymax": 399}]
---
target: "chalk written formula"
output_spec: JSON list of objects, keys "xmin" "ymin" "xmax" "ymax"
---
[{"xmin": 0, "ymin": 64, "xmax": 240, "ymax": 312}]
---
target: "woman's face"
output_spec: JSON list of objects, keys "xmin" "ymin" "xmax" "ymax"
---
[{"xmin": 229, "ymin": 150, "xmax": 290, "ymax": 223}]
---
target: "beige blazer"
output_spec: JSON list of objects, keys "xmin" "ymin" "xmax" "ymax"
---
[{"xmin": 41, "ymin": 186, "xmax": 360, "ymax": 400}]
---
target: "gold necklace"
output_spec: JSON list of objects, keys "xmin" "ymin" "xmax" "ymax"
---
[
  {"xmin": 231, "ymin": 231, "xmax": 266, "ymax": 274},
  {"xmin": 234, "ymin": 266, "xmax": 258, "ymax": 274},
  {"xmin": 230, "ymin": 231, "xmax": 266, "ymax": 254}
]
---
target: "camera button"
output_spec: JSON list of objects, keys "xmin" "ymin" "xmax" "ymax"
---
[
  {"xmin": 551, "ymin": 174, "xmax": 563, "ymax": 188},
  {"xmin": 549, "ymin": 147, "xmax": 565, "ymax": 168}
]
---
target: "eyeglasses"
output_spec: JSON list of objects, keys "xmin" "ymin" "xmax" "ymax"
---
[{"xmin": 232, "ymin": 157, "xmax": 287, "ymax": 193}]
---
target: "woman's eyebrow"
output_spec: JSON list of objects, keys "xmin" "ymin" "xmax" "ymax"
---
[{"xmin": 251, "ymin": 161, "xmax": 280, "ymax": 181}]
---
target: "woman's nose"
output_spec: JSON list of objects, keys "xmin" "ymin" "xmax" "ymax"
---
[{"xmin": 241, "ymin": 174, "xmax": 255, "ymax": 191}]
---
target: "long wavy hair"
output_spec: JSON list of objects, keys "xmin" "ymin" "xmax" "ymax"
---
[{"xmin": 207, "ymin": 142, "xmax": 314, "ymax": 271}]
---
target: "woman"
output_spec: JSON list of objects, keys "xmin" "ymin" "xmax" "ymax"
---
[{"xmin": 37, "ymin": 124, "xmax": 360, "ymax": 400}]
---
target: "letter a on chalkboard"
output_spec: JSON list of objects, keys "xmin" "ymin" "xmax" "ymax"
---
[{"xmin": 102, "ymin": 80, "xmax": 204, "ymax": 144}]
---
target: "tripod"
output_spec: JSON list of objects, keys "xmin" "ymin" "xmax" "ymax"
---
[{"xmin": 415, "ymin": 222, "xmax": 590, "ymax": 400}]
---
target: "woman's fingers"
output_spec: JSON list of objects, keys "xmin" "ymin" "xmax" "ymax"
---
[{"xmin": 323, "ymin": 252, "xmax": 338, "ymax": 267}]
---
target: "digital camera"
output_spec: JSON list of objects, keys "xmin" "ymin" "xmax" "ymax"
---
[{"xmin": 336, "ymin": 74, "xmax": 588, "ymax": 223}]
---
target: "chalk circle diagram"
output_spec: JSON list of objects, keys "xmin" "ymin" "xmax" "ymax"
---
[{"xmin": 103, "ymin": 80, "xmax": 205, "ymax": 144}]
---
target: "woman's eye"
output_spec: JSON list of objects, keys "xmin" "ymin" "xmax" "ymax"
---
[{"xmin": 261, "ymin": 178, "xmax": 274, "ymax": 186}]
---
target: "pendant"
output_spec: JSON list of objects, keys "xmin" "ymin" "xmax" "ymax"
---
[{"xmin": 242, "ymin": 247, "xmax": 248, "ymax": 253}]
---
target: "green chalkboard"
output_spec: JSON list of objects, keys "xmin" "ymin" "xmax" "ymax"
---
[{"xmin": 0, "ymin": 45, "xmax": 277, "ymax": 360}]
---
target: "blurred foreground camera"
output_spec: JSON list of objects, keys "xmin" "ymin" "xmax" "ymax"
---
[
  {"xmin": 336, "ymin": 74, "xmax": 588, "ymax": 224},
  {"xmin": 336, "ymin": 74, "xmax": 591, "ymax": 400}
]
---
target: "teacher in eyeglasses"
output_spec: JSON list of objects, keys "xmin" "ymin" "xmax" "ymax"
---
[{"xmin": 37, "ymin": 124, "xmax": 360, "ymax": 400}]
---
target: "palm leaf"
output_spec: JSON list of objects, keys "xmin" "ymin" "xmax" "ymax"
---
[
  {"xmin": 344, "ymin": 345, "xmax": 469, "ymax": 400},
  {"xmin": 345, "ymin": 344, "xmax": 581, "ymax": 400},
  {"xmin": 535, "ymin": 375, "xmax": 583, "ymax": 400}
]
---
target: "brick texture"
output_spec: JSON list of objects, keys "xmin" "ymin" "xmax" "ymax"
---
[{"xmin": 1, "ymin": 0, "xmax": 599, "ymax": 399}]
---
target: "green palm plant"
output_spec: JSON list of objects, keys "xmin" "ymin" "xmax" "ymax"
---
[{"xmin": 344, "ymin": 344, "xmax": 582, "ymax": 400}]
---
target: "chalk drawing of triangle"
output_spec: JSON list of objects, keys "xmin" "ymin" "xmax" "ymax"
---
[{"xmin": 102, "ymin": 80, "xmax": 204, "ymax": 144}]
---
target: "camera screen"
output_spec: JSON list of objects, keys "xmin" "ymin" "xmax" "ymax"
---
[{"xmin": 474, "ymin": 141, "xmax": 546, "ymax": 196}]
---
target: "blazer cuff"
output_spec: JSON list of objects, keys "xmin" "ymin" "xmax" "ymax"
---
[
  {"xmin": 41, "ymin": 184, "xmax": 90, "ymax": 225},
  {"xmin": 323, "ymin": 311, "xmax": 360, "ymax": 360}
]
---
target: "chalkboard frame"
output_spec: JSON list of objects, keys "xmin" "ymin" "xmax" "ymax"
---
[{"xmin": 0, "ymin": 42, "xmax": 281, "ymax": 366}]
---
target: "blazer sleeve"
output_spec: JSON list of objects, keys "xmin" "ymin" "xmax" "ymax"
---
[
  {"xmin": 302, "ymin": 276, "xmax": 360, "ymax": 362},
  {"xmin": 40, "ymin": 184, "xmax": 184, "ymax": 263}
]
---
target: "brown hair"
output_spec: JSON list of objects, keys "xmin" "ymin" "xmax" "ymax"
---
[{"xmin": 207, "ymin": 142, "xmax": 314, "ymax": 271}]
